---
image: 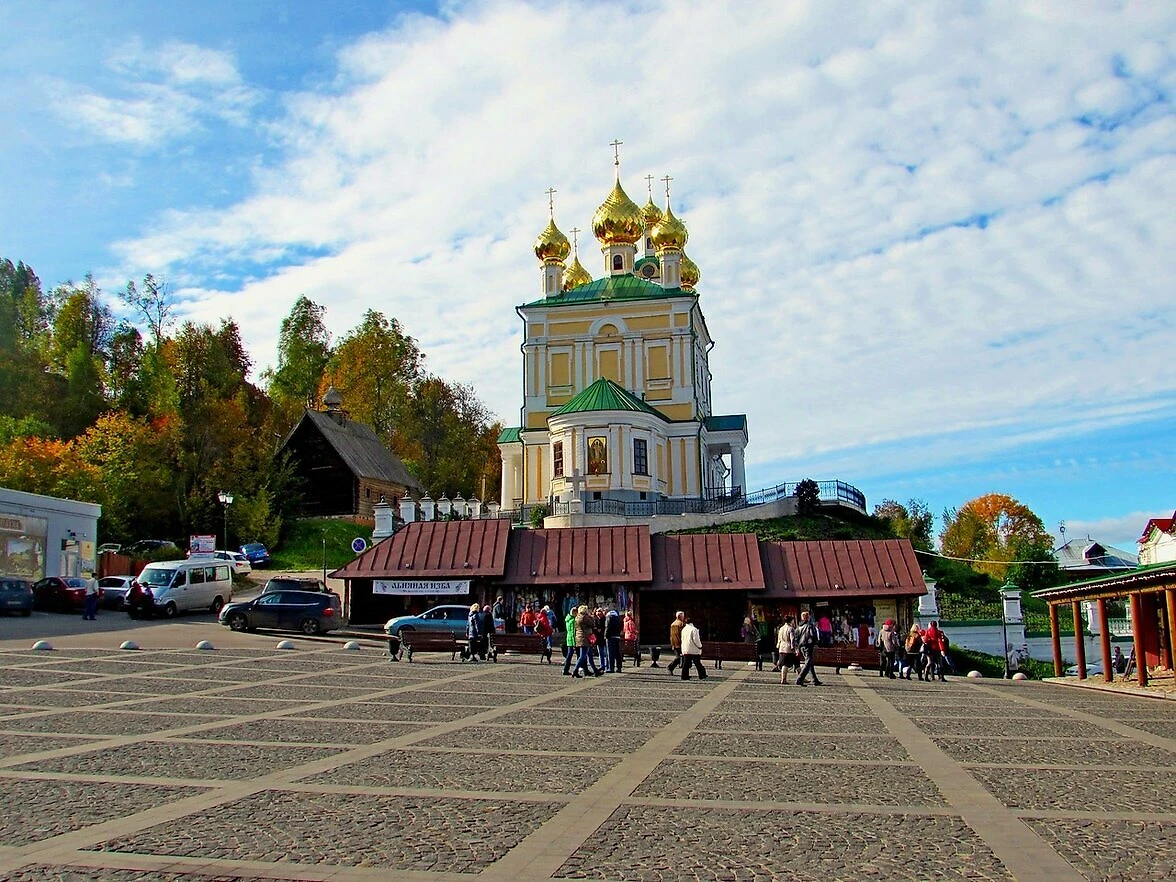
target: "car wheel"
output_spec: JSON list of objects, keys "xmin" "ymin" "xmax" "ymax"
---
[
  {"xmin": 227, "ymin": 612, "xmax": 248, "ymax": 631},
  {"xmin": 164, "ymin": 602, "xmax": 178, "ymax": 618},
  {"xmin": 300, "ymin": 617, "xmax": 320, "ymax": 636},
  {"xmin": 210, "ymin": 596, "xmax": 224, "ymax": 614}
]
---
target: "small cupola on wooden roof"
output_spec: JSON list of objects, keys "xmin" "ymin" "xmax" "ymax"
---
[{"xmin": 323, "ymin": 385, "xmax": 346, "ymax": 424}]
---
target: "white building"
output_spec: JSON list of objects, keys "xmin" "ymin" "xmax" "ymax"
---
[{"xmin": 0, "ymin": 487, "xmax": 102, "ymax": 579}]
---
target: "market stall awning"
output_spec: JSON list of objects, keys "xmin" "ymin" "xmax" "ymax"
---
[
  {"xmin": 331, "ymin": 519, "xmax": 511, "ymax": 579},
  {"xmin": 758, "ymin": 539, "xmax": 925, "ymax": 599},
  {"xmin": 646, "ymin": 533, "xmax": 764, "ymax": 591},
  {"xmin": 502, "ymin": 525, "xmax": 651, "ymax": 585}
]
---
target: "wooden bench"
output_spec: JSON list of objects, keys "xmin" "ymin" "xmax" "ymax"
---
[
  {"xmin": 705, "ymin": 640, "xmax": 764, "ymax": 670},
  {"xmin": 489, "ymin": 633, "xmax": 552, "ymax": 663},
  {"xmin": 399, "ymin": 633, "xmax": 463, "ymax": 662},
  {"xmin": 814, "ymin": 645, "xmax": 880, "ymax": 673}
]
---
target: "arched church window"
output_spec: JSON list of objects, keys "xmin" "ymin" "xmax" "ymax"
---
[{"xmin": 612, "ymin": 254, "xmax": 622, "ymax": 271}]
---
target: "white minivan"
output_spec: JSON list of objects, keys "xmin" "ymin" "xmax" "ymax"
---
[{"xmin": 135, "ymin": 559, "xmax": 234, "ymax": 617}]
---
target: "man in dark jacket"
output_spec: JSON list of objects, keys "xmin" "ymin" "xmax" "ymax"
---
[
  {"xmin": 605, "ymin": 608, "xmax": 623, "ymax": 672},
  {"xmin": 795, "ymin": 610, "xmax": 822, "ymax": 687},
  {"xmin": 478, "ymin": 604, "xmax": 495, "ymax": 660}
]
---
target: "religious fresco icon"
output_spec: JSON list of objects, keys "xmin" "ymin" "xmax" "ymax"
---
[{"xmin": 588, "ymin": 437, "xmax": 607, "ymax": 475}]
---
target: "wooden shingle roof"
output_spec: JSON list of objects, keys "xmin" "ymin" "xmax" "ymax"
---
[{"xmin": 294, "ymin": 409, "xmax": 422, "ymax": 491}]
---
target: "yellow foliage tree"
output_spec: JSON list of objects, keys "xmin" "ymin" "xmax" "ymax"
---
[{"xmin": 940, "ymin": 492, "xmax": 1050, "ymax": 580}]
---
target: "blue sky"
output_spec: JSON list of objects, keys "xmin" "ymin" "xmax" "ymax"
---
[{"xmin": 2, "ymin": 0, "xmax": 1174, "ymax": 551}]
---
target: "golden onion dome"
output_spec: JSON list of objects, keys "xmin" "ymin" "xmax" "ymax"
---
[
  {"xmin": 641, "ymin": 195, "xmax": 664, "ymax": 230},
  {"xmin": 680, "ymin": 252, "xmax": 700, "ymax": 290},
  {"xmin": 592, "ymin": 178, "xmax": 644, "ymax": 246},
  {"xmin": 563, "ymin": 255, "xmax": 592, "ymax": 290},
  {"xmin": 650, "ymin": 204, "xmax": 688, "ymax": 253},
  {"xmin": 534, "ymin": 218, "xmax": 570, "ymax": 264}
]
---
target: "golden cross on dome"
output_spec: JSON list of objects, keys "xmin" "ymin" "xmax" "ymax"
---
[
  {"xmin": 545, "ymin": 187, "xmax": 556, "ymax": 217},
  {"xmin": 570, "ymin": 227, "xmax": 581, "ymax": 253},
  {"xmin": 645, "ymin": 174, "xmax": 655, "ymax": 196},
  {"xmin": 661, "ymin": 174, "xmax": 673, "ymax": 200},
  {"xmin": 610, "ymin": 139, "xmax": 623, "ymax": 166}
]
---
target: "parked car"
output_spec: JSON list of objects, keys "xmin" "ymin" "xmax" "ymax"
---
[
  {"xmin": 210, "ymin": 550, "xmax": 252, "ymax": 576},
  {"xmin": 97, "ymin": 575, "xmax": 135, "ymax": 610},
  {"xmin": 239, "ymin": 542, "xmax": 271, "ymax": 567},
  {"xmin": 219, "ymin": 590, "xmax": 342, "ymax": 635},
  {"xmin": 32, "ymin": 576, "xmax": 89, "ymax": 612},
  {"xmin": 262, "ymin": 577, "xmax": 330, "ymax": 594},
  {"xmin": 135, "ymin": 559, "xmax": 233, "ymax": 617},
  {"xmin": 97, "ymin": 543, "xmax": 122, "ymax": 555},
  {"xmin": 0, "ymin": 577, "xmax": 33, "ymax": 616},
  {"xmin": 124, "ymin": 539, "xmax": 180, "ymax": 557},
  {"xmin": 384, "ymin": 604, "xmax": 505, "ymax": 639}
]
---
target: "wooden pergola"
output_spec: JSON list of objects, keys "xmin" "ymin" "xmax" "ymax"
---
[{"xmin": 1032, "ymin": 563, "xmax": 1176, "ymax": 686}]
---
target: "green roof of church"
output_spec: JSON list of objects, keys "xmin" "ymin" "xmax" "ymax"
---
[
  {"xmin": 704, "ymin": 415, "xmax": 747, "ymax": 432},
  {"xmin": 497, "ymin": 427, "xmax": 521, "ymax": 443},
  {"xmin": 552, "ymin": 378, "xmax": 667, "ymax": 420},
  {"xmin": 522, "ymin": 273, "xmax": 690, "ymax": 308}
]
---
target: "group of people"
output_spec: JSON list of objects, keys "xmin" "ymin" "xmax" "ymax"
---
[
  {"xmin": 559, "ymin": 605, "xmax": 638, "ymax": 676},
  {"xmin": 875, "ymin": 619, "xmax": 953, "ymax": 681}
]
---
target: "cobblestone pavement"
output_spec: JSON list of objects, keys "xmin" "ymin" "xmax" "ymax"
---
[{"xmin": 2, "ymin": 632, "xmax": 1175, "ymax": 881}]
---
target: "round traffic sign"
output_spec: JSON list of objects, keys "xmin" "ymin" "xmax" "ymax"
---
[{"xmin": 351, "ymin": 537, "xmax": 369, "ymax": 554}]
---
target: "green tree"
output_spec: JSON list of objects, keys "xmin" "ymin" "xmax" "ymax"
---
[
  {"xmin": 328, "ymin": 310, "xmax": 422, "ymax": 439},
  {"xmin": 264, "ymin": 296, "xmax": 332, "ymax": 421},
  {"xmin": 397, "ymin": 376, "xmax": 500, "ymax": 498},
  {"xmin": 873, "ymin": 498, "xmax": 934, "ymax": 550},
  {"xmin": 794, "ymin": 478, "xmax": 820, "ymax": 517},
  {"xmin": 120, "ymin": 274, "xmax": 173, "ymax": 345}
]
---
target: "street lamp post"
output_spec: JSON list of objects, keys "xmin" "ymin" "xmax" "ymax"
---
[
  {"xmin": 217, "ymin": 491, "xmax": 234, "ymax": 550},
  {"xmin": 1000, "ymin": 580, "xmax": 1015, "ymax": 679}
]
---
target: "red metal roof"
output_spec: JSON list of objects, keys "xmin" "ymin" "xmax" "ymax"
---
[
  {"xmin": 647, "ymin": 533, "xmax": 764, "ymax": 591},
  {"xmin": 502, "ymin": 525, "xmax": 651, "ymax": 585},
  {"xmin": 1139, "ymin": 511, "xmax": 1176, "ymax": 541},
  {"xmin": 759, "ymin": 539, "xmax": 925, "ymax": 599},
  {"xmin": 331, "ymin": 519, "xmax": 510, "ymax": 579}
]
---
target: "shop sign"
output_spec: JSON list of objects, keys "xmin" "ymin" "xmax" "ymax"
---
[{"xmin": 373, "ymin": 579, "xmax": 471, "ymax": 596}]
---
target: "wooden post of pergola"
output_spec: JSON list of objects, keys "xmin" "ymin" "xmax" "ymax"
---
[
  {"xmin": 1049, "ymin": 603, "xmax": 1063, "ymax": 677},
  {"xmin": 1097, "ymin": 597, "xmax": 1113, "ymax": 684},
  {"xmin": 1168, "ymin": 589, "xmax": 1176, "ymax": 674},
  {"xmin": 1130, "ymin": 592, "xmax": 1148, "ymax": 686},
  {"xmin": 1072, "ymin": 600, "xmax": 1087, "ymax": 679}
]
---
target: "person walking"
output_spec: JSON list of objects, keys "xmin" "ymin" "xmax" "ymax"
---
[
  {"xmin": 794, "ymin": 610, "xmax": 822, "ymax": 686},
  {"xmin": 742, "ymin": 616, "xmax": 763, "ymax": 671},
  {"xmin": 904, "ymin": 625, "xmax": 923, "ymax": 680},
  {"xmin": 466, "ymin": 602, "xmax": 483, "ymax": 663},
  {"xmin": 605, "ymin": 608, "xmax": 623, "ymax": 672},
  {"xmin": 82, "ymin": 574, "xmax": 100, "ymax": 621},
  {"xmin": 622, "ymin": 610, "xmax": 638, "ymax": 666},
  {"xmin": 534, "ymin": 607, "xmax": 554, "ymax": 663},
  {"xmin": 667, "ymin": 610, "xmax": 685, "ymax": 676},
  {"xmin": 679, "ymin": 615, "xmax": 707, "ymax": 680},
  {"xmin": 571, "ymin": 604, "xmax": 602, "ymax": 678},
  {"xmin": 562, "ymin": 606, "xmax": 577, "ymax": 675},
  {"xmin": 877, "ymin": 619, "xmax": 898, "ymax": 679},
  {"xmin": 776, "ymin": 615, "xmax": 797, "ymax": 685}
]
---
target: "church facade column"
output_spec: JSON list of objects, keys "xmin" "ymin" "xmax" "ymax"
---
[{"xmin": 730, "ymin": 444, "xmax": 746, "ymax": 497}]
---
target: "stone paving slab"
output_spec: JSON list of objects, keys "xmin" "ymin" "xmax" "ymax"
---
[
  {"xmin": 675, "ymin": 731, "xmax": 912, "ymax": 761},
  {"xmin": 495, "ymin": 707, "xmax": 680, "ymax": 728},
  {"xmin": 0, "ymin": 780, "xmax": 207, "ymax": 845},
  {"xmin": 1022, "ymin": 818, "xmax": 1176, "ymax": 881},
  {"xmin": 413, "ymin": 724, "xmax": 652, "ymax": 753},
  {"xmin": 90, "ymin": 790, "xmax": 562, "ymax": 872},
  {"xmin": 2, "ymin": 670, "xmax": 99, "ymax": 687},
  {"xmin": 0, "ymin": 711, "xmax": 230, "ymax": 735},
  {"xmin": 701, "ymin": 711, "xmax": 884, "ymax": 733},
  {"xmin": 633, "ymin": 757, "xmax": 946, "ymax": 806},
  {"xmin": 555, "ymin": 805, "xmax": 1014, "ymax": 882},
  {"xmin": 933, "ymin": 736, "xmax": 1176, "ymax": 767},
  {"xmin": 0, "ymin": 690, "xmax": 138, "ymax": 708},
  {"xmin": 326, "ymin": 748, "xmax": 618, "ymax": 794},
  {"xmin": 119, "ymin": 697, "xmax": 309, "ymax": 716},
  {"xmin": 47, "ymin": 677, "xmax": 217, "ymax": 695},
  {"xmin": 967, "ymin": 766, "xmax": 1176, "ymax": 813},
  {"xmin": 912, "ymin": 716, "xmax": 1118, "ymax": 738},
  {"xmin": 0, "ymin": 735, "xmax": 103, "ymax": 761},
  {"xmin": 1125, "ymin": 720, "xmax": 1176, "ymax": 739},
  {"xmin": 12, "ymin": 740, "xmax": 346, "ymax": 781},
  {"xmin": 301, "ymin": 701, "xmax": 485, "ymax": 723},
  {"xmin": 6, "ymin": 867, "xmax": 305, "ymax": 882},
  {"xmin": 193, "ymin": 718, "xmax": 427, "ymax": 745}
]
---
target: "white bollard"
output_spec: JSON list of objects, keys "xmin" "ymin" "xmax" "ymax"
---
[
  {"xmin": 276, "ymin": 639, "xmax": 296, "ymax": 650},
  {"xmin": 119, "ymin": 640, "xmax": 139, "ymax": 651},
  {"xmin": 343, "ymin": 641, "xmax": 362, "ymax": 651},
  {"xmin": 195, "ymin": 640, "xmax": 215, "ymax": 650},
  {"xmin": 966, "ymin": 670, "xmax": 983, "ymax": 678},
  {"xmin": 31, "ymin": 640, "xmax": 53, "ymax": 651},
  {"xmin": 1011, "ymin": 672, "xmax": 1028, "ymax": 681}
]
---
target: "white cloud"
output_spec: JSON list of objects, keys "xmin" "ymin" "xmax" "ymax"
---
[
  {"xmin": 99, "ymin": 0, "xmax": 1174, "ymax": 512},
  {"xmin": 51, "ymin": 38, "xmax": 259, "ymax": 145}
]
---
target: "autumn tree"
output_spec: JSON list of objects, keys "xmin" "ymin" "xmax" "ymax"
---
[
  {"xmin": 327, "ymin": 310, "xmax": 422, "ymax": 440},
  {"xmin": 940, "ymin": 493, "xmax": 1052, "ymax": 580},
  {"xmin": 264, "ymin": 296, "xmax": 332, "ymax": 423},
  {"xmin": 873, "ymin": 498, "xmax": 934, "ymax": 550},
  {"xmin": 397, "ymin": 376, "xmax": 501, "ymax": 498}
]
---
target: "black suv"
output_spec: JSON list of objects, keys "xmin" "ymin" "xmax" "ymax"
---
[
  {"xmin": 219, "ymin": 590, "xmax": 343, "ymax": 635},
  {"xmin": 261, "ymin": 577, "xmax": 331, "ymax": 594}
]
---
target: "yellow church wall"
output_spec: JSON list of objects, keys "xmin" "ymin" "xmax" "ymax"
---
[{"xmin": 624, "ymin": 314, "xmax": 672, "ymax": 332}]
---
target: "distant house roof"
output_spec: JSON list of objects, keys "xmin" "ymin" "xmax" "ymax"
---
[
  {"xmin": 502, "ymin": 525, "xmax": 652, "ymax": 585},
  {"xmin": 331, "ymin": 519, "xmax": 510, "ymax": 579},
  {"xmin": 293, "ymin": 409, "xmax": 422, "ymax": 492},
  {"xmin": 647, "ymin": 533, "xmax": 764, "ymax": 591},
  {"xmin": 1054, "ymin": 539, "xmax": 1138, "ymax": 573},
  {"xmin": 758, "ymin": 539, "xmax": 925, "ymax": 599},
  {"xmin": 551, "ymin": 377, "xmax": 666, "ymax": 420},
  {"xmin": 1139, "ymin": 512, "xmax": 1176, "ymax": 542}
]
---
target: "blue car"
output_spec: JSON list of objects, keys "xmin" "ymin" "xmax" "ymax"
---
[
  {"xmin": 239, "ymin": 542, "xmax": 271, "ymax": 567},
  {"xmin": 384, "ymin": 604, "xmax": 504, "ymax": 638},
  {"xmin": 1, "ymin": 577, "xmax": 33, "ymax": 616}
]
